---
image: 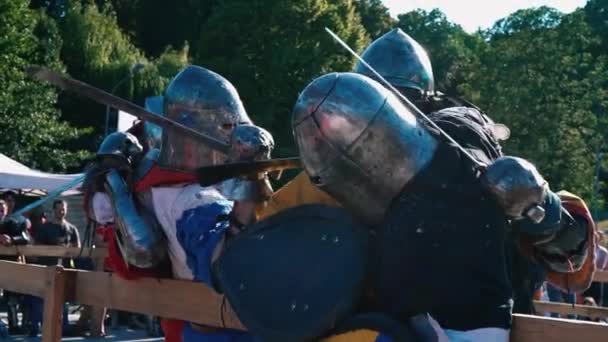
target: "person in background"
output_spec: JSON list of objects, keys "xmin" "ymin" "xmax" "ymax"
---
[
  {"xmin": 73, "ymin": 193, "xmax": 112, "ymax": 337},
  {"xmin": 583, "ymin": 231, "xmax": 608, "ymax": 307},
  {"xmin": 27, "ymin": 208, "xmax": 47, "ymax": 241},
  {"xmin": 579, "ymin": 297, "xmax": 606, "ymax": 323},
  {"xmin": 0, "ymin": 199, "xmax": 9, "ymax": 337},
  {"xmin": 35, "ymin": 200, "xmax": 81, "ymax": 252},
  {"xmin": 21, "ymin": 208, "xmax": 46, "ymax": 337},
  {"xmin": 0, "ymin": 199, "xmax": 7, "ymax": 220},
  {"xmin": 1, "ymin": 192, "xmax": 16, "ymax": 218},
  {"xmin": 544, "ymin": 270, "xmax": 578, "ymax": 320},
  {"xmin": 1, "ymin": 191, "xmax": 31, "ymax": 224},
  {"xmin": 28, "ymin": 200, "xmax": 81, "ymax": 336},
  {"xmin": 0, "ymin": 191, "xmax": 32, "ymax": 335}
]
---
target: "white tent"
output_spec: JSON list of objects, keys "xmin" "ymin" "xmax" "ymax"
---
[
  {"xmin": 117, "ymin": 110, "xmax": 138, "ymax": 132},
  {"xmin": 0, "ymin": 153, "xmax": 83, "ymax": 195}
]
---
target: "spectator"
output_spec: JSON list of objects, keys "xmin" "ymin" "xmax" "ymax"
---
[
  {"xmin": 0, "ymin": 199, "xmax": 7, "ymax": 220},
  {"xmin": 580, "ymin": 297, "xmax": 606, "ymax": 323},
  {"xmin": 1, "ymin": 191, "xmax": 29, "ymax": 220},
  {"xmin": 546, "ymin": 282, "xmax": 577, "ymax": 319},
  {"xmin": 0, "ymin": 192, "xmax": 31, "ymax": 335},
  {"xmin": 1, "ymin": 191, "xmax": 17, "ymax": 216},
  {"xmin": 73, "ymin": 193, "xmax": 114, "ymax": 337},
  {"xmin": 28, "ymin": 199, "xmax": 81, "ymax": 336},
  {"xmin": 0, "ymin": 199, "xmax": 10, "ymax": 337},
  {"xmin": 0, "ymin": 191, "xmax": 31, "ymax": 234},
  {"xmin": 21, "ymin": 208, "xmax": 46, "ymax": 337},
  {"xmin": 583, "ymin": 231, "xmax": 608, "ymax": 307},
  {"xmin": 27, "ymin": 208, "xmax": 47, "ymax": 241},
  {"xmin": 35, "ymin": 200, "xmax": 80, "ymax": 257}
]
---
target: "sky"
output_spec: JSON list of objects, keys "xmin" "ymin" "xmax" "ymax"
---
[{"xmin": 381, "ymin": 0, "xmax": 588, "ymax": 32}]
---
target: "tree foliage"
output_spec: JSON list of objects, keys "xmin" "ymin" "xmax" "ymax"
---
[
  {"xmin": 488, "ymin": 6, "xmax": 563, "ymax": 37},
  {"xmin": 463, "ymin": 8, "xmax": 608, "ymax": 202},
  {"xmin": 354, "ymin": 0, "xmax": 395, "ymax": 39},
  {"xmin": 55, "ymin": 1, "xmax": 187, "ymax": 151},
  {"xmin": 195, "ymin": 0, "xmax": 369, "ymax": 156},
  {"xmin": 396, "ymin": 9, "xmax": 483, "ymax": 94},
  {"xmin": 0, "ymin": 0, "xmax": 89, "ymax": 171},
  {"xmin": 4, "ymin": 0, "xmax": 608, "ymax": 206}
]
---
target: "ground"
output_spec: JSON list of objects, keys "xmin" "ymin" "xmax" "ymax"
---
[
  {"xmin": 5, "ymin": 329, "xmax": 163, "ymax": 342},
  {"xmin": 1, "ymin": 307, "xmax": 163, "ymax": 342}
]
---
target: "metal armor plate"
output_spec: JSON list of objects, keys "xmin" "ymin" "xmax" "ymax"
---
[
  {"xmin": 354, "ymin": 28, "xmax": 435, "ymax": 92},
  {"xmin": 292, "ymin": 72, "xmax": 438, "ymax": 224},
  {"xmin": 104, "ymin": 169, "xmax": 167, "ymax": 268},
  {"xmin": 480, "ymin": 156, "xmax": 548, "ymax": 220},
  {"xmin": 160, "ymin": 65, "xmax": 252, "ymax": 171}
]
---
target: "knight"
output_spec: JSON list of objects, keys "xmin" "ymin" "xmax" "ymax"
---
[
  {"xmin": 258, "ymin": 26, "xmax": 594, "ymax": 319},
  {"xmin": 287, "ymin": 71, "xmax": 595, "ymax": 341},
  {"xmin": 255, "ymin": 28, "xmax": 509, "ymax": 223},
  {"xmin": 350, "ymin": 27, "xmax": 596, "ymax": 316},
  {"xmin": 353, "ymin": 28, "xmax": 510, "ymax": 141},
  {"xmin": 238, "ymin": 29, "xmax": 595, "ymax": 341},
  {"xmin": 83, "ymin": 65, "xmax": 274, "ymax": 342}
]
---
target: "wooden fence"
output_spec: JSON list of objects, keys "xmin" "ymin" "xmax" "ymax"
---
[{"xmin": 0, "ymin": 246, "xmax": 607, "ymax": 342}]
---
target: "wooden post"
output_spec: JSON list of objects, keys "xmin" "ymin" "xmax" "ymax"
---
[{"xmin": 42, "ymin": 266, "xmax": 67, "ymax": 342}]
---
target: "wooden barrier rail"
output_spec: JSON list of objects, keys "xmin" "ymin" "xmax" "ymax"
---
[
  {"xmin": 534, "ymin": 301, "xmax": 608, "ymax": 320},
  {"xmin": 510, "ymin": 314, "xmax": 608, "ymax": 342},
  {"xmin": 594, "ymin": 270, "xmax": 608, "ymax": 283},
  {"xmin": 0, "ymin": 246, "xmax": 606, "ymax": 341},
  {"xmin": 0, "ymin": 260, "xmax": 608, "ymax": 342},
  {"xmin": 530, "ymin": 271, "xmax": 608, "ymax": 320},
  {"xmin": 0, "ymin": 246, "xmax": 107, "ymax": 259}
]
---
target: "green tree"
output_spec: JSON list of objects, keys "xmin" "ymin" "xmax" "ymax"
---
[
  {"xmin": 131, "ymin": 45, "xmax": 190, "ymax": 104},
  {"xmin": 396, "ymin": 9, "xmax": 484, "ymax": 95},
  {"xmin": 104, "ymin": 0, "xmax": 218, "ymax": 57},
  {"xmin": 56, "ymin": 2, "xmax": 187, "ymax": 150},
  {"xmin": 465, "ymin": 8, "xmax": 607, "ymax": 200},
  {"xmin": 97, "ymin": 0, "xmax": 139, "ymax": 40},
  {"xmin": 354, "ymin": 0, "xmax": 396, "ymax": 39},
  {"xmin": 0, "ymin": 0, "xmax": 89, "ymax": 171},
  {"xmin": 195, "ymin": 0, "xmax": 369, "ymax": 157},
  {"xmin": 488, "ymin": 6, "xmax": 562, "ymax": 37}
]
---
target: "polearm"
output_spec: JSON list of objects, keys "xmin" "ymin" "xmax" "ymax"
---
[
  {"xmin": 27, "ymin": 66, "xmax": 303, "ymax": 184},
  {"xmin": 27, "ymin": 66, "xmax": 231, "ymax": 154},
  {"xmin": 11, "ymin": 174, "xmax": 85, "ymax": 218},
  {"xmin": 324, "ymin": 28, "xmax": 486, "ymax": 169},
  {"xmin": 197, "ymin": 157, "xmax": 301, "ymax": 186},
  {"xmin": 9, "ymin": 157, "xmax": 302, "ymax": 218}
]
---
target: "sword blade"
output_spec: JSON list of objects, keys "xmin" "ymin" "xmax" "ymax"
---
[
  {"xmin": 324, "ymin": 28, "xmax": 485, "ymax": 169},
  {"xmin": 27, "ymin": 66, "xmax": 231, "ymax": 154}
]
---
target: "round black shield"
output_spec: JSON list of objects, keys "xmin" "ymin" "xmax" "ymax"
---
[{"xmin": 213, "ymin": 204, "xmax": 369, "ymax": 342}]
